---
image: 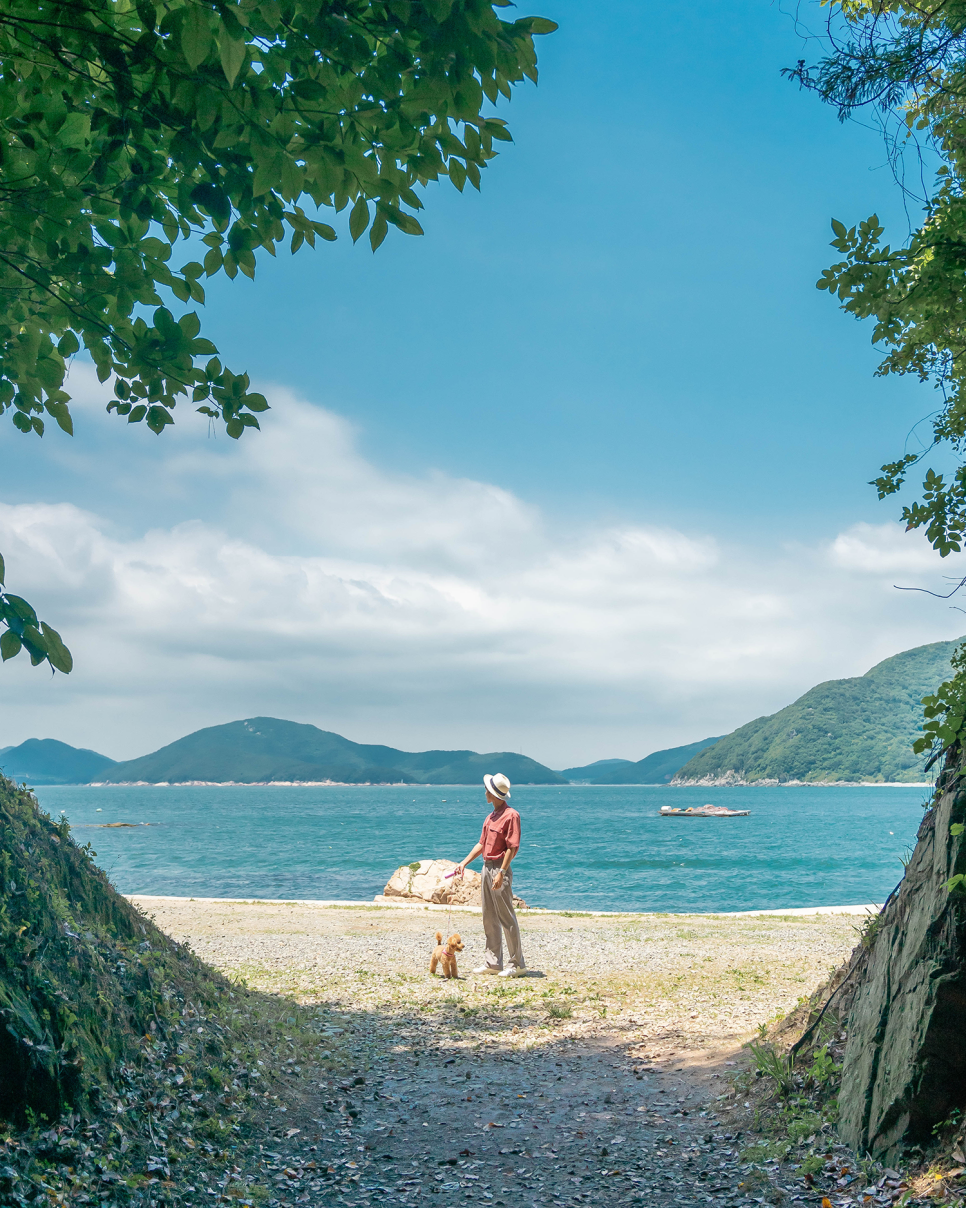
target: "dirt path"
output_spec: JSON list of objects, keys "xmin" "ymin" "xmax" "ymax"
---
[{"xmin": 133, "ymin": 897, "xmax": 866, "ymax": 1207}]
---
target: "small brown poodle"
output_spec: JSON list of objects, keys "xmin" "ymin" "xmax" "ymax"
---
[{"xmin": 429, "ymin": 931, "xmax": 464, "ymax": 979}]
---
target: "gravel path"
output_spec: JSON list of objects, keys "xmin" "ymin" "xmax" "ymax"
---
[{"xmin": 132, "ymin": 897, "xmax": 866, "ymax": 1207}]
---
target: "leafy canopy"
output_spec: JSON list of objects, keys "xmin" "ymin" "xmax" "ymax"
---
[
  {"xmin": 792, "ymin": 0, "xmax": 966, "ymax": 555},
  {"xmin": 0, "ymin": 0, "xmax": 555, "ymax": 672}
]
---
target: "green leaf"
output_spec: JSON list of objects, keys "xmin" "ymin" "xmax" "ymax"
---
[
  {"xmin": 349, "ymin": 198, "xmax": 370, "ymax": 243},
  {"xmin": 424, "ymin": 0, "xmax": 454, "ymax": 19},
  {"xmin": 830, "ymin": 218, "xmax": 847, "ymax": 239},
  {"xmin": 146, "ymin": 405, "xmax": 174, "ymax": 433},
  {"xmin": 45, "ymin": 400, "xmax": 74, "ymax": 436},
  {"xmin": 0, "ymin": 553, "xmax": 5, "ymax": 586},
  {"xmin": 516, "ymin": 16, "xmax": 558, "ymax": 33},
  {"xmin": 21, "ymin": 623, "xmax": 47, "ymax": 660},
  {"xmin": 181, "ymin": 4, "xmax": 213, "ymax": 70},
  {"xmin": 57, "ymin": 331, "xmax": 80, "ymax": 358},
  {"xmin": 179, "ymin": 312, "xmax": 202, "ymax": 339},
  {"xmin": 370, "ymin": 212, "xmax": 389, "ymax": 251},
  {"xmin": 218, "ymin": 26, "xmax": 246, "ymax": 87},
  {"xmin": 58, "ymin": 112, "xmax": 91, "ymax": 149},
  {"xmin": 0, "ymin": 629, "xmax": 21, "ymax": 661},
  {"xmin": 3, "ymin": 595, "xmax": 38, "ymax": 625},
  {"xmin": 391, "ymin": 212, "xmax": 424, "ymax": 237},
  {"xmin": 41, "ymin": 623, "xmax": 72, "ymax": 674}
]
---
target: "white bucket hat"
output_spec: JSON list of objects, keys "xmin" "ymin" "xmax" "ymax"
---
[{"xmin": 484, "ymin": 772, "xmax": 511, "ymax": 801}]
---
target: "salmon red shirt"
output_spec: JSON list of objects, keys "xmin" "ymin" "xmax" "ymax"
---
[{"xmin": 480, "ymin": 805, "xmax": 521, "ymax": 861}]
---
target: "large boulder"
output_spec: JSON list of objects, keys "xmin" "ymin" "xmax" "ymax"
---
[
  {"xmin": 379, "ymin": 859, "xmax": 527, "ymax": 908},
  {"xmin": 838, "ymin": 758, "xmax": 966, "ymax": 1158}
]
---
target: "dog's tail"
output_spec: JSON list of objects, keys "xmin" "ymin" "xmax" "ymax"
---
[{"xmin": 435, "ymin": 931, "xmax": 443, "ymax": 944}]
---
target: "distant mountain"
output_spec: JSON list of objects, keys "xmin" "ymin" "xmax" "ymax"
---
[
  {"xmin": 561, "ymin": 737, "xmax": 721, "ymax": 784},
  {"xmin": 560, "ymin": 758, "xmax": 635, "ymax": 780},
  {"xmin": 99, "ymin": 718, "xmax": 566, "ymax": 786},
  {"xmin": 674, "ymin": 637, "xmax": 964, "ymax": 785},
  {"xmin": 1, "ymin": 738, "xmax": 117, "ymax": 785}
]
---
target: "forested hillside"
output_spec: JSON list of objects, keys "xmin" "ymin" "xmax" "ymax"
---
[
  {"xmin": 100, "ymin": 718, "xmax": 565, "ymax": 785},
  {"xmin": 675, "ymin": 637, "xmax": 962, "ymax": 784},
  {"xmin": 0, "ymin": 738, "xmax": 116, "ymax": 785}
]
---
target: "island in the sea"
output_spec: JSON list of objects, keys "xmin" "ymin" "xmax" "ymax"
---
[{"xmin": 2, "ymin": 635, "xmax": 960, "ymax": 785}]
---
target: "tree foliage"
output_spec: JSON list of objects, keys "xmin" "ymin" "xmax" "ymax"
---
[
  {"xmin": 0, "ymin": 0, "xmax": 555, "ymax": 670},
  {"xmin": 791, "ymin": 0, "xmax": 966, "ymax": 766},
  {"xmin": 792, "ymin": 0, "xmax": 966, "ymax": 554}
]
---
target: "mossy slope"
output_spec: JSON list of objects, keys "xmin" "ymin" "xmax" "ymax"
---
[{"xmin": 0, "ymin": 775, "xmax": 225, "ymax": 1123}]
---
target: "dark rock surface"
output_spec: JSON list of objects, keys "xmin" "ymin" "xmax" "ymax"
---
[{"xmin": 838, "ymin": 759, "xmax": 966, "ymax": 1158}]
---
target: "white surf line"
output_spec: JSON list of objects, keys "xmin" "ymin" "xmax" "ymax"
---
[{"xmin": 126, "ymin": 894, "xmax": 881, "ymax": 918}]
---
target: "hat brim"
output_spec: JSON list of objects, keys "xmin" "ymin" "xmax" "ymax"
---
[{"xmin": 483, "ymin": 774, "xmax": 510, "ymax": 800}]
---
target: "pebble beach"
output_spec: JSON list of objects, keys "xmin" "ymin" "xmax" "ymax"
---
[{"xmin": 130, "ymin": 896, "xmax": 872, "ymax": 1207}]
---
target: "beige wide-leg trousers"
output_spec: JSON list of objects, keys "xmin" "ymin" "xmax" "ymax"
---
[{"xmin": 481, "ymin": 860, "xmax": 526, "ymax": 971}]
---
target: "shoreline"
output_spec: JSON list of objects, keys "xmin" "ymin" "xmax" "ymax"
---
[
  {"xmin": 48, "ymin": 779, "xmax": 933, "ymax": 788},
  {"xmin": 672, "ymin": 777, "xmax": 933, "ymax": 788},
  {"xmin": 127, "ymin": 893, "xmax": 881, "ymax": 918}
]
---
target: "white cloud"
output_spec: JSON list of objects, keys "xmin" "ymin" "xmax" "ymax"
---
[{"xmin": 0, "ymin": 379, "xmax": 963, "ymax": 767}]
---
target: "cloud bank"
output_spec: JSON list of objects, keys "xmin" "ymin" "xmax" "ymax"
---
[{"xmin": 0, "ymin": 376, "xmax": 962, "ymax": 767}]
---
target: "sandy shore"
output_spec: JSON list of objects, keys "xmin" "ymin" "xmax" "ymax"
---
[
  {"xmin": 128, "ymin": 896, "xmax": 869, "ymax": 1207},
  {"xmin": 130, "ymin": 896, "xmax": 866, "ymax": 1054}
]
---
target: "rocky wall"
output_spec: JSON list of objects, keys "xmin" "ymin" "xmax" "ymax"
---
[{"xmin": 838, "ymin": 759, "xmax": 966, "ymax": 1158}]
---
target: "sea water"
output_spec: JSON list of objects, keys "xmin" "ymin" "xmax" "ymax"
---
[{"xmin": 31, "ymin": 783, "xmax": 930, "ymax": 914}]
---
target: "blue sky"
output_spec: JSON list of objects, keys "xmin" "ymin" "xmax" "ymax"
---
[
  {"xmin": 1, "ymin": 0, "xmax": 963, "ymax": 767},
  {"xmin": 192, "ymin": 0, "xmax": 930, "ymax": 533}
]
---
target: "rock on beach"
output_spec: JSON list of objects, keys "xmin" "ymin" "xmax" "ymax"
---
[{"xmin": 379, "ymin": 858, "xmax": 527, "ymax": 908}]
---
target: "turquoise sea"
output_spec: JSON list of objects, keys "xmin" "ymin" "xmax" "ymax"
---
[{"xmin": 31, "ymin": 783, "xmax": 930, "ymax": 914}]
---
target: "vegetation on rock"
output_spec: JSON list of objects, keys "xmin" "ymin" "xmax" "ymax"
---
[
  {"xmin": 837, "ymin": 749, "xmax": 966, "ymax": 1157},
  {"xmin": 675, "ymin": 637, "xmax": 962, "ymax": 784},
  {"xmin": 0, "ymin": 773, "xmax": 231, "ymax": 1121},
  {"xmin": 0, "ymin": 770, "xmax": 353, "ymax": 1208}
]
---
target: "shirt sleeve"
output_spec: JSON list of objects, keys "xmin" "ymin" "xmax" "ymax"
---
[
  {"xmin": 479, "ymin": 820, "xmax": 487, "ymax": 847},
  {"xmin": 507, "ymin": 811, "xmax": 521, "ymax": 849}
]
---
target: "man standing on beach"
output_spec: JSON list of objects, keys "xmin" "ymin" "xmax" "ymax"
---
[{"xmin": 456, "ymin": 773, "xmax": 526, "ymax": 977}]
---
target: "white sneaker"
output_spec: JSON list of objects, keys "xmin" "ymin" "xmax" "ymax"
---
[
  {"xmin": 498, "ymin": 966, "xmax": 526, "ymax": 978},
  {"xmin": 473, "ymin": 965, "xmax": 501, "ymax": 975}
]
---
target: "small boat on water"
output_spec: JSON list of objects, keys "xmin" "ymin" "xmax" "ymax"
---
[{"xmin": 660, "ymin": 804, "xmax": 750, "ymax": 818}]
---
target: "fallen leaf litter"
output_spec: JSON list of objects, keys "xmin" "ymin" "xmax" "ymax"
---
[{"xmin": 117, "ymin": 897, "xmax": 915, "ymax": 1208}]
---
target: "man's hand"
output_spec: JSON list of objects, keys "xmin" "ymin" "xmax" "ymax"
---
[
  {"xmin": 455, "ymin": 863, "xmax": 466, "ymax": 878},
  {"xmin": 493, "ymin": 870, "xmax": 504, "ymax": 890}
]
